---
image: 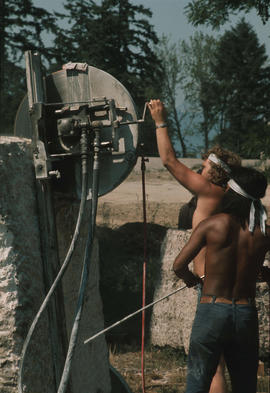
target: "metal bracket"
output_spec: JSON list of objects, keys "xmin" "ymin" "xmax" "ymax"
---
[
  {"xmin": 25, "ymin": 51, "xmax": 44, "ymax": 110},
  {"xmin": 55, "ymin": 98, "xmax": 147, "ymax": 154},
  {"xmin": 33, "ymin": 140, "xmax": 51, "ymax": 180}
]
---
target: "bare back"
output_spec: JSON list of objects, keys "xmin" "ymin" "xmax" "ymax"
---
[
  {"xmin": 174, "ymin": 213, "xmax": 270, "ymax": 298},
  {"xmin": 201, "ymin": 214, "xmax": 270, "ymax": 299}
]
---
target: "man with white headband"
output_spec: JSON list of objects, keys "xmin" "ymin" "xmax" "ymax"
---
[
  {"xmin": 227, "ymin": 178, "xmax": 267, "ymax": 235},
  {"xmin": 148, "ymin": 99, "xmax": 241, "ymax": 393},
  {"xmin": 173, "ymin": 166, "xmax": 270, "ymax": 393}
]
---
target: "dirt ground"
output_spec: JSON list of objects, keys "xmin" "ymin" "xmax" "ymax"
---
[
  {"xmin": 99, "ymin": 157, "xmax": 270, "ymax": 206},
  {"xmin": 97, "ymin": 158, "xmax": 270, "ymax": 229},
  {"xmin": 110, "ymin": 345, "xmax": 187, "ymax": 393},
  {"xmin": 109, "ymin": 345, "xmax": 269, "ymax": 393}
]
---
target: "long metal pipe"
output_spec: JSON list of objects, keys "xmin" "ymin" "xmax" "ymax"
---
[{"xmin": 84, "ymin": 276, "xmax": 205, "ymax": 345}]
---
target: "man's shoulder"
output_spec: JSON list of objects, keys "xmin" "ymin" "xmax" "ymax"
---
[
  {"xmin": 203, "ymin": 213, "xmax": 232, "ymax": 230},
  {"xmin": 207, "ymin": 212, "xmax": 230, "ymax": 221},
  {"xmin": 196, "ymin": 185, "xmax": 224, "ymax": 215},
  {"xmin": 198, "ymin": 181, "xmax": 224, "ymax": 198},
  {"xmin": 200, "ymin": 214, "xmax": 234, "ymax": 243}
]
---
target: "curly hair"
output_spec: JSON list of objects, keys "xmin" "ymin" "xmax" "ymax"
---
[{"xmin": 202, "ymin": 145, "xmax": 241, "ymax": 188}]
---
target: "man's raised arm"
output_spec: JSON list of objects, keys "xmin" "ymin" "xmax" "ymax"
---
[{"xmin": 148, "ymin": 99, "xmax": 212, "ymax": 196}]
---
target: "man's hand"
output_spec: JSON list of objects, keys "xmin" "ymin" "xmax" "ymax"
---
[
  {"xmin": 182, "ymin": 269, "xmax": 203, "ymax": 288},
  {"xmin": 147, "ymin": 99, "xmax": 167, "ymax": 125}
]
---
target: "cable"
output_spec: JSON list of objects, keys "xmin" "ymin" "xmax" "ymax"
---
[
  {"xmin": 18, "ymin": 130, "xmax": 89, "ymax": 393},
  {"xmin": 84, "ymin": 276, "xmax": 205, "ymax": 345},
  {"xmin": 57, "ymin": 125, "xmax": 101, "ymax": 393}
]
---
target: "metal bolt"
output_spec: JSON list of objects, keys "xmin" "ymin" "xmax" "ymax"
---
[{"xmin": 49, "ymin": 170, "xmax": 61, "ymax": 179}]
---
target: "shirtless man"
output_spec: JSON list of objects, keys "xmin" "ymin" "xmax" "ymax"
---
[
  {"xmin": 148, "ymin": 99, "xmax": 240, "ymax": 392},
  {"xmin": 148, "ymin": 99, "xmax": 241, "ymax": 277},
  {"xmin": 173, "ymin": 166, "xmax": 270, "ymax": 393},
  {"xmin": 148, "ymin": 100, "xmax": 241, "ymax": 393}
]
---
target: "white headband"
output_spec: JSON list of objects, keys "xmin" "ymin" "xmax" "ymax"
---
[
  {"xmin": 228, "ymin": 179, "xmax": 267, "ymax": 235},
  {"xmin": 208, "ymin": 153, "xmax": 231, "ymax": 174}
]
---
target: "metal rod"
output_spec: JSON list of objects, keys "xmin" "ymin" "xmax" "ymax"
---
[
  {"xmin": 141, "ymin": 154, "xmax": 148, "ymax": 393},
  {"xmin": 84, "ymin": 275, "xmax": 205, "ymax": 345}
]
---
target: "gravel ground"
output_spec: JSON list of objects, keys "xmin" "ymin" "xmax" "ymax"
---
[{"xmin": 100, "ymin": 159, "xmax": 270, "ymax": 206}]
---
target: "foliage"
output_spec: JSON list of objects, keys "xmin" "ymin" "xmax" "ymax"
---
[
  {"xmin": 154, "ymin": 35, "xmax": 188, "ymax": 157},
  {"xmin": 0, "ymin": 0, "xmax": 57, "ymax": 134},
  {"xmin": 156, "ymin": 33, "xmax": 219, "ymax": 154},
  {"xmin": 50, "ymin": 0, "xmax": 163, "ymax": 155},
  {"xmin": 1, "ymin": 0, "xmax": 57, "ymax": 62},
  {"xmin": 51, "ymin": 0, "xmax": 164, "ymax": 157},
  {"xmin": 181, "ymin": 32, "xmax": 219, "ymax": 152},
  {"xmin": 159, "ymin": 21, "xmax": 270, "ymax": 158},
  {"xmin": 211, "ymin": 19, "xmax": 270, "ymax": 158},
  {"xmin": 2, "ymin": 61, "xmax": 26, "ymax": 134},
  {"xmin": 185, "ymin": 0, "xmax": 270, "ymax": 28}
]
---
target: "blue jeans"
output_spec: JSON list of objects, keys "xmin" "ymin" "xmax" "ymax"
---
[{"xmin": 186, "ymin": 302, "xmax": 259, "ymax": 393}]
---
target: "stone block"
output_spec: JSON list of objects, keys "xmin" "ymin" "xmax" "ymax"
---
[
  {"xmin": 0, "ymin": 136, "xmax": 54, "ymax": 393},
  {"xmin": 0, "ymin": 136, "xmax": 111, "ymax": 393}
]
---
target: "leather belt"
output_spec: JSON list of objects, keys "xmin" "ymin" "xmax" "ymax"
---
[{"xmin": 200, "ymin": 296, "xmax": 255, "ymax": 305}]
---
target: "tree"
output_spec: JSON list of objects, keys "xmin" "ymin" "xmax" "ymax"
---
[
  {"xmin": 185, "ymin": 0, "xmax": 270, "ymax": 28},
  {"xmin": 51, "ymin": 0, "xmax": 163, "ymax": 106},
  {"xmin": 211, "ymin": 19, "xmax": 270, "ymax": 158},
  {"xmin": 51, "ymin": 0, "xmax": 164, "ymax": 155},
  {"xmin": 155, "ymin": 34, "xmax": 220, "ymax": 155},
  {"xmin": 155, "ymin": 36, "xmax": 188, "ymax": 157},
  {"xmin": 2, "ymin": 61, "xmax": 26, "ymax": 133},
  {"xmin": 181, "ymin": 32, "xmax": 219, "ymax": 152},
  {"xmin": 0, "ymin": 0, "xmax": 57, "ymax": 133}
]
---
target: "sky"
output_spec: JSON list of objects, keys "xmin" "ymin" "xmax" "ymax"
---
[{"xmin": 33, "ymin": 0, "xmax": 270, "ymax": 154}]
